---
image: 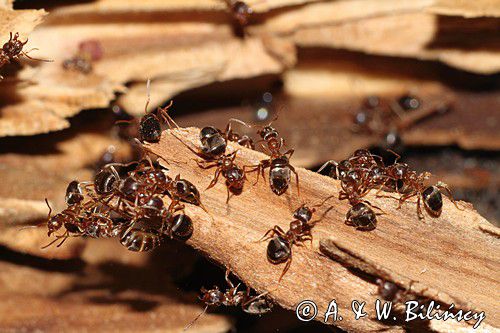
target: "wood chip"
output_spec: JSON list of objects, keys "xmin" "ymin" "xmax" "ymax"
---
[
  {"xmin": 0, "ymin": 119, "xmax": 131, "ymax": 258},
  {"xmin": 294, "ymin": 12, "xmax": 500, "ymax": 74},
  {"xmin": 427, "ymin": 0, "xmax": 500, "ymax": 18},
  {"xmin": 0, "ymin": 8, "xmax": 45, "ymax": 42},
  {"xmin": 252, "ymin": 0, "xmax": 433, "ymax": 35},
  {"xmin": 117, "ymin": 37, "xmax": 291, "ymax": 115},
  {"xmin": 46, "ymin": 0, "xmax": 320, "ymax": 17},
  {"xmin": 0, "ymin": 101, "xmax": 70, "ymax": 137},
  {"xmin": 144, "ymin": 127, "xmax": 498, "ymax": 332}
]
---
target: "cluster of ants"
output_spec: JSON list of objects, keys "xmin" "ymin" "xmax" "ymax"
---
[
  {"xmin": 42, "ymin": 90, "xmax": 462, "ymax": 325},
  {"xmin": 353, "ymin": 94, "xmax": 450, "ymax": 147},
  {"xmin": 319, "ymin": 148, "xmax": 461, "ymax": 231},
  {"xmin": 45, "ymin": 154, "xmax": 203, "ymax": 251}
]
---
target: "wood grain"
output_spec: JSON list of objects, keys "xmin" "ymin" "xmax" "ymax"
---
[{"xmin": 146, "ymin": 127, "xmax": 499, "ymax": 332}]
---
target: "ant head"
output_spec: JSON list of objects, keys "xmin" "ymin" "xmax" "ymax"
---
[
  {"xmin": 3, "ymin": 32, "xmax": 25, "ymax": 55},
  {"xmin": 44, "ymin": 199, "xmax": 62, "ymax": 236},
  {"xmin": 201, "ymin": 288, "xmax": 224, "ymax": 306}
]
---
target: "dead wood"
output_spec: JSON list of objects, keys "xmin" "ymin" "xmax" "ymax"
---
[
  {"xmin": 293, "ymin": 12, "xmax": 500, "ymax": 74},
  {"xmin": 427, "ymin": 0, "xmax": 500, "ymax": 18},
  {"xmin": 0, "ymin": 119, "xmax": 132, "ymax": 258},
  {"xmin": 145, "ymin": 127, "xmax": 499, "ymax": 332}
]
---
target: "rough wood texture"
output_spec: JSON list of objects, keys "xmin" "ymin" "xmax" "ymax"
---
[
  {"xmin": 294, "ymin": 12, "xmax": 500, "ymax": 74},
  {"xmin": 251, "ymin": 0, "xmax": 433, "ymax": 35},
  {"xmin": 146, "ymin": 127, "xmax": 499, "ymax": 332},
  {"xmin": 0, "ymin": 8, "xmax": 45, "ymax": 41}
]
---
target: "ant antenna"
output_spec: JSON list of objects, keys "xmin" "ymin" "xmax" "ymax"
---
[
  {"xmin": 313, "ymin": 194, "xmax": 336, "ymax": 208},
  {"xmin": 145, "ymin": 79, "xmax": 151, "ymax": 114},
  {"xmin": 45, "ymin": 198, "xmax": 52, "ymax": 217},
  {"xmin": 183, "ymin": 305, "xmax": 209, "ymax": 331}
]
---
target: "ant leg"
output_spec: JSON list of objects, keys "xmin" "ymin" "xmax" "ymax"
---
[
  {"xmin": 317, "ymin": 160, "xmax": 337, "ymax": 174},
  {"xmin": 288, "ymin": 164, "xmax": 300, "ymax": 197},
  {"xmin": 361, "ymin": 200, "xmax": 386, "ymax": 214},
  {"xmin": 256, "ymin": 225, "xmax": 285, "ymax": 243},
  {"xmin": 416, "ymin": 195, "xmax": 424, "ymax": 220},
  {"xmin": 386, "ymin": 149, "xmax": 401, "ymax": 163},
  {"xmin": 225, "ymin": 186, "xmax": 233, "ymax": 204},
  {"xmin": 397, "ymin": 192, "xmax": 416, "ymax": 209},
  {"xmin": 224, "ymin": 269, "xmax": 235, "ymax": 289},
  {"xmin": 278, "ymin": 256, "xmax": 292, "ymax": 283},
  {"xmin": 206, "ymin": 168, "xmax": 222, "ymax": 190},
  {"xmin": 436, "ymin": 182, "xmax": 464, "ymax": 211},
  {"xmin": 283, "ymin": 148, "xmax": 294, "ymax": 159}
]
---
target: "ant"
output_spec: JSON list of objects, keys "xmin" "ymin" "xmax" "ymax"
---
[
  {"xmin": 196, "ymin": 150, "xmax": 246, "ymax": 203},
  {"xmin": 199, "ymin": 122, "xmax": 254, "ymax": 158},
  {"xmin": 185, "ymin": 269, "xmax": 272, "ymax": 330},
  {"xmin": 382, "ymin": 151, "xmax": 462, "ymax": 219},
  {"xmin": 345, "ymin": 202, "xmax": 378, "ymax": 231},
  {"xmin": 237, "ymin": 118, "xmax": 299, "ymax": 196},
  {"xmin": 223, "ymin": 1, "xmax": 253, "ymax": 26},
  {"xmin": 43, "ymin": 196, "xmax": 115, "ymax": 248},
  {"xmin": 259, "ymin": 198, "xmax": 333, "ymax": 282},
  {"xmin": 62, "ymin": 39, "xmax": 103, "ymax": 74},
  {"xmin": 0, "ymin": 32, "xmax": 51, "ymax": 79},
  {"xmin": 117, "ymin": 81, "xmax": 180, "ymax": 143},
  {"xmin": 139, "ymin": 100, "xmax": 179, "ymax": 143}
]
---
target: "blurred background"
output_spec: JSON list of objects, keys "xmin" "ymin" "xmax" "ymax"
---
[{"xmin": 0, "ymin": 0, "xmax": 498, "ymax": 331}]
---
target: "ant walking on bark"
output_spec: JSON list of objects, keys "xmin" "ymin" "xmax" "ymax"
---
[
  {"xmin": 260, "ymin": 197, "xmax": 334, "ymax": 282},
  {"xmin": 236, "ymin": 116, "xmax": 299, "ymax": 196}
]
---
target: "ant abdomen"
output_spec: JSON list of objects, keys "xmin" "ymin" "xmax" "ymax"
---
[
  {"xmin": 243, "ymin": 298, "xmax": 273, "ymax": 315},
  {"xmin": 167, "ymin": 214, "xmax": 193, "ymax": 240},
  {"xmin": 269, "ymin": 157, "xmax": 291, "ymax": 195},
  {"xmin": 377, "ymin": 279, "xmax": 401, "ymax": 302},
  {"xmin": 346, "ymin": 203, "xmax": 377, "ymax": 231},
  {"xmin": 139, "ymin": 113, "xmax": 162, "ymax": 143},
  {"xmin": 120, "ymin": 217, "xmax": 163, "ymax": 252},
  {"xmin": 422, "ymin": 186, "xmax": 443, "ymax": 216},
  {"xmin": 94, "ymin": 169, "xmax": 119, "ymax": 195},
  {"xmin": 65, "ymin": 181, "xmax": 84, "ymax": 205},
  {"xmin": 267, "ymin": 236, "xmax": 291, "ymax": 264}
]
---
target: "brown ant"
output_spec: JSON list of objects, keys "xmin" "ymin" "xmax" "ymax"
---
[
  {"xmin": 62, "ymin": 39, "xmax": 103, "ymax": 74},
  {"xmin": 382, "ymin": 151, "xmax": 462, "ymax": 219},
  {"xmin": 0, "ymin": 32, "xmax": 51, "ymax": 79},
  {"xmin": 199, "ymin": 121, "xmax": 255, "ymax": 158},
  {"xmin": 237, "ymin": 119, "xmax": 299, "ymax": 196},
  {"xmin": 223, "ymin": 1, "xmax": 253, "ymax": 26},
  {"xmin": 198, "ymin": 122, "xmax": 254, "ymax": 159},
  {"xmin": 43, "ymin": 196, "xmax": 115, "ymax": 248},
  {"xmin": 259, "ymin": 199, "xmax": 333, "ymax": 282},
  {"xmin": 117, "ymin": 81, "xmax": 180, "ymax": 143},
  {"xmin": 185, "ymin": 269, "xmax": 272, "ymax": 330},
  {"xmin": 196, "ymin": 150, "xmax": 246, "ymax": 203}
]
